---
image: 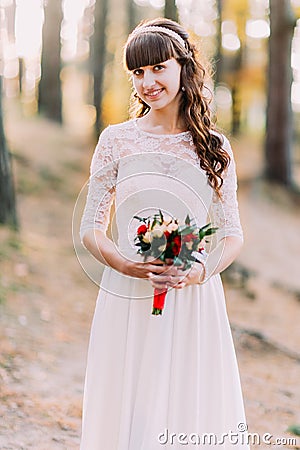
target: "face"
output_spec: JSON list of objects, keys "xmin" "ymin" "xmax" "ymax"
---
[{"xmin": 131, "ymin": 58, "xmax": 182, "ymax": 111}]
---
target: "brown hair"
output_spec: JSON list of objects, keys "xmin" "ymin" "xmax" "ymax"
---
[{"xmin": 124, "ymin": 18, "xmax": 230, "ymax": 197}]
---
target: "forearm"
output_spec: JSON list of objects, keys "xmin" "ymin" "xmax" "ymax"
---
[
  {"xmin": 82, "ymin": 229, "xmax": 128, "ymax": 275},
  {"xmin": 81, "ymin": 229, "xmax": 168, "ymax": 280},
  {"xmin": 205, "ymin": 235, "xmax": 243, "ymax": 279}
]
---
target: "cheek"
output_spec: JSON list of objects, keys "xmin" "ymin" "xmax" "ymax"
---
[
  {"xmin": 132, "ymin": 78, "xmax": 141, "ymax": 93},
  {"xmin": 169, "ymin": 74, "xmax": 181, "ymax": 93},
  {"xmin": 167, "ymin": 68, "xmax": 182, "ymax": 92}
]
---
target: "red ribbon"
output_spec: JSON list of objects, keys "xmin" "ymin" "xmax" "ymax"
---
[{"xmin": 152, "ymin": 288, "xmax": 167, "ymax": 315}]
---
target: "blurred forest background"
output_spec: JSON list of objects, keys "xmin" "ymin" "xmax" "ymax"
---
[{"xmin": 0, "ymin": 0, "xmax": 300, "ymax": 448}]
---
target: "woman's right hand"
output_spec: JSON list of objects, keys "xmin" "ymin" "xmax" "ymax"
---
[
  {"xmin": 122, "ymin": 259, "xmax": 182, "ymax": 290},
  {"xmin": 122, "ymin": 258, "xmax": 165, "ymax": 279}
]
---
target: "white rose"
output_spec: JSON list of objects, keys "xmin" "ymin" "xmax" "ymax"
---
[
  {"xmin": 151, "ymin": 228, "xmax": 164, "ymax": 238},
  {"xmin": 163, "ymin": 215, "xmax": 172, "ymax": 223},
  {"xmin": 143, "ymin": 231, "xmax": 152, "ymax": 243},
  {"xmin": 158, "ymin": 244, "xmax": 166, "ymax": 252}
]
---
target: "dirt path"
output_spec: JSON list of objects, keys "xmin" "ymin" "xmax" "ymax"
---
[{"xmin": 0, "ymin": 109, "xmax": 299, "ymax": 449}]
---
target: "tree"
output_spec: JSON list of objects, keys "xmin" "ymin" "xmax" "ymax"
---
[
  {"xmin": 220, "ymin": 0, "xmax": 248, "ymax": 135},
  {"xmin": 0, "ymin": 77, "xmax": 18, "ymax": 229},
  {"xmin": 38, "ymin": 0, "xmax": 63, "ymax": 122},
  {"xmin": 265, "ymin": 0, "xmax": 296, "ymax": 185},
  {"xmin": 92, "ymin": 0, "xmax": 109, "ymax": 134},
  {"xmin": 127, "ymin": 0, "xmax": 137, "ymax": 33},
  {"xmin": 215, "ymin": 0, "xmax": 223, "ymax": 84},
  {"xmin": 164, "ymin": 0, "xmax": 178, "ymax": 22}
]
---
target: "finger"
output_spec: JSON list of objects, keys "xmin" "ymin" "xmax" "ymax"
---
[
  {"xmin": 148, "ymin": 264, "xmax": 166, "ymax": 273},
  {"xmin": 163, "ymin": 265, "xmax": 179, "ymax": 276},
  {"xmin": 167, "ymin": 277, "xmax": 184, "ymax": 287},
  {"xmin": 152, "ymin": 275, "xmax": 173, "ymax": 284},
  {"xmin": 148, "ymin": 272, "xmax": 168, "ymax": 280},
  {"xmin": 176, "ymin": 273, "xmax": 189, "ymax": 284},
  {"xmin": 148, "ymin": 258, "xmax": 164, "ymax": 265},
  {"xmin": 149, "ymin": 280, "xmax": 169, "ymax": 289},
  {"xmin": 174, "ymin": 282, "xmax": 186, "ymax": 289}
]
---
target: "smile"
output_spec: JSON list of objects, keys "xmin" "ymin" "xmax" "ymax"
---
[{"xmin": 144, "ymin": 88, "xmax": 164, "ymax": 99}]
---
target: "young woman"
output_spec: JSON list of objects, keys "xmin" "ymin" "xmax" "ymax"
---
[{"xmin": 79, "ymin": 17, "xmax": 249, "ymax": 450}]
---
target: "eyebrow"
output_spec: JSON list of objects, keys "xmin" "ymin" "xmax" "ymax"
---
[{"xmin": 133, "ymin": 61, "xmax": 168, "ymax": 70}]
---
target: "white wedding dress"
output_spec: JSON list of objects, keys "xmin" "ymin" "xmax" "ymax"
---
[{"xmin": 79, "ymin": 119, "xmax": 249, "ymax": 449}]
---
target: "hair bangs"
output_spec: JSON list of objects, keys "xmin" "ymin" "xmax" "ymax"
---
[{"xmin": 125, "ymin": 33, "xmax": 177, "ymax": 71}]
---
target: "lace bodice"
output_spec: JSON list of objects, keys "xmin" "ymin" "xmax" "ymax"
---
[{"xmin": 80, "ymin": 119, "xmax": 243, "ymax": 256}]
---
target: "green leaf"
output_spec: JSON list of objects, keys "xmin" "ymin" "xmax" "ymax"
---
[
  {"xmin": 159, "ymin": 209, "xmax": 164, "ymax": 224},
  {"xmin": 185, "ymin": 214, "xmax": 191, "ymax": 225},
  {"xmin": 173, "ymin": 257, "xmax": 183, "ymax": 266},
  {"xmin": 140, "ymin": 242, "xmax": 151, "ymax": 252},
  {"xmin": 199, "ymin": 226, "xmax": 218, "ymax": 241},
  {"xmin": 178, "ymin": 226, "xmax": 195, "ymax": 236},
  {"xmin": 133, "ymin": 215, "xmax": 146, "ymax": 222},
  {"xmin": 205, "ymin": 227, "xmax": 218, "ymax": 236},
  {"xmin": 199, "ymin": 223, "xmax": 212, "ymax": 231},
  {"xmin": 151, "ymin": 219, "xmax": 158, "ymax": 229},
  {"xmin": 287, "ymin": 424, "xmax": 300, "ymax": 436}
]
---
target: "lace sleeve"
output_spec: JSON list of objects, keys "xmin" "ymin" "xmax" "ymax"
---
[
  {"xmin": 79, "ymin": 126, "xmax": 118, "ymax": 240},
  {"xmin": 210, "ymin": 135, "xmax": 243, "ymax": 241}
]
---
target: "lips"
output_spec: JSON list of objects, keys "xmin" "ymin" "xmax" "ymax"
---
[{"xmin": 144, "ymin": 88, "xmax": 164, "ymax": 99}]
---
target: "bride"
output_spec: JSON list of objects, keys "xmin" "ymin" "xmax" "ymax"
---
[{"xmin": 79, "ymin": 17, "xmax": 250, "ymax": 450}]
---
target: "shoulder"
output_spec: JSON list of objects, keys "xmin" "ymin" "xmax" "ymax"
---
[
  {"xmin": 93, "ymin": 120, "xmax": 135, "ymax": 165},
  {"xmin": 99, "ymin": 120, "xmax": 135, "ymax": 142}
]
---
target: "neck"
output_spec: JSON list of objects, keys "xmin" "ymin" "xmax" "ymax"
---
[{"xmin": 143, "ymin": 103, "xmax": 187, "ymax": 134}]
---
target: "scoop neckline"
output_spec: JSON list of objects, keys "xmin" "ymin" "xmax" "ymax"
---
[{"xmin": 133, "ymin": 118, "xmax": 190, "ymax": 137}]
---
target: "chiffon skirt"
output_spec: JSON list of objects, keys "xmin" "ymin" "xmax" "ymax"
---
[{"xmin": 80, "ymin": 268, "xmax": 249, "ymax": 450}]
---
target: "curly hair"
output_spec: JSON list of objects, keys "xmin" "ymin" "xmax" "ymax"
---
[{"xmin": 124, "ymin": 18, "xmax": 230, "ymax": 198}]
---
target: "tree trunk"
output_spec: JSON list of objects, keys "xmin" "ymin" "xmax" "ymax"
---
[
  {"xmin": 92, "ymin": 0, "xmax": 109, "ymax": 134},
  {"xmin": 215, "ymin": 0, "xmax": 223, "ymax": 84},
  {"xmin": 38, "ymin": 0, "xmax": 63, "ymax": 123},
  {"xmin": 265, "ymin": 0, "xmax": 295, "ymax": 185},
  {"xmin": 0, "ymin": 77, "xmax": 18, "ymax": 229},
  {"xmin": 127, "ymin": 0, "xmax": 137, "ymax": 33},
  {"xmin": 231, "ymin": 83, "xmax": 242, "ymax": 135},
  {"xmin": 164, "ymin": 0, "xmax": 178, "ymax": 22},
  {"xmin": 231, "ymin": 48, "xmax": 242, "ymax": 135}
]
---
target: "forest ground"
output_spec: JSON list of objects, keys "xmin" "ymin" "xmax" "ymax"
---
[{"xmin": 0, "ymin": 105, "xmax": 300, "ymax": 449}]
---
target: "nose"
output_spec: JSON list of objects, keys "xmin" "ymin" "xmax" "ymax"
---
[{"xmin": 142, "ymin": 69, "xmax": 156, "ymax": 89}]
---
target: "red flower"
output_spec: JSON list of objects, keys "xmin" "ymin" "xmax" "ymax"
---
[
  {"xmin": 172, "ymin": 235, "xmax": 181, "ymax": 256},
  {"xmin": 182, "ymin": 233, "xmax": 198, "ymax": 243},
  {"xmin": 137, "ymin": 224, "xmax": 147, "ymax": 235},
  {"xmin": 164, "ymin": 231, "xmax": 171, "ymax": 240}
]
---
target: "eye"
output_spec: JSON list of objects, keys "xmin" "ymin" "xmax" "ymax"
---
[
  {"xmin": 133, "ymin": 68, "xmax": 143, "ymax": 76},
  {"xmin": 153, "ymin": 64, "xmax": 165, "ymax": 71}
]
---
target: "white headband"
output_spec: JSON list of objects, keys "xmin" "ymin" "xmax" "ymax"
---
[{"xmin": 130, "ymin": 25, "xmax": 186, "ymax": 49}]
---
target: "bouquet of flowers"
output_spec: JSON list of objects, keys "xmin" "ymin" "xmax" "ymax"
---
[{"xmin": 134, "ymin": 210, "xmax": 217, "ymax": 315}]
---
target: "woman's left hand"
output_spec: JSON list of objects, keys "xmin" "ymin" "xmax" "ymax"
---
[
  {"xmin": 148, "ymin": 263, "xmax": 182, "ymax": 290},
  {"xmin": 174, "ymin": 263, "xmax": 205, "ymax": 289}
]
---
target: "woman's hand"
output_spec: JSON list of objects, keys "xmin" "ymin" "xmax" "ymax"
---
[
  {"xmin": 122, "ymin": 258, "xmax": 166, "ymax": 279},
  {"xmin": 147, "ymin": 264, "xmax": 183, "ymax": 290},
  {"xmin": 174, "ymin": 262, "xmax": 205, "ymax": 289},
  {"xmin": 124, "ymin": 259, "xmax": 182, "ymax": 290}
]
